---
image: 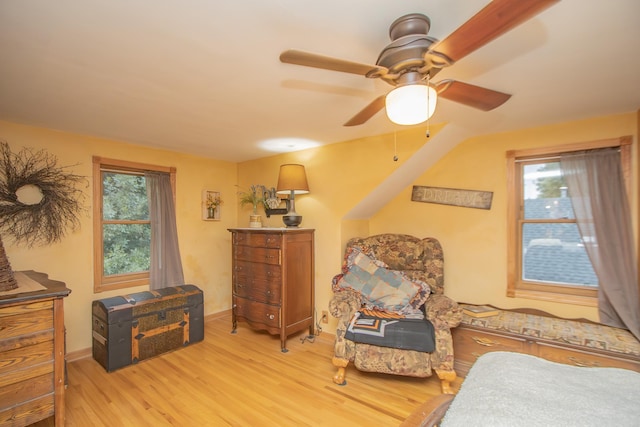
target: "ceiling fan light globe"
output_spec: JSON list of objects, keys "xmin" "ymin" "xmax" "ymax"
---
[{"xmin": 385, "ymin": 84, "xmax": 437, "ymax": 125}]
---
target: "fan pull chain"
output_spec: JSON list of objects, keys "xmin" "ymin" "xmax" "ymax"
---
[
  {"xmin": 393, "ymin": 131, "xmax": 398, "ymax": 162},
  {"xmin": 426, "ymin": 74, "xmax": 431, "ymax": 139}
]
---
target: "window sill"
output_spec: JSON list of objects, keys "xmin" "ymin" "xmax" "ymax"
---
[
  {"xmin": 94, "ymin": 276, "xmax": 149, "ymax": 293},
  {"xmin": 508, "ymin": 288, "xmax": 597, "ymax": 307}
]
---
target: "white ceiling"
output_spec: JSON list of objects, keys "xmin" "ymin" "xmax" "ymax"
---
[{"xmin": 1, "ymin": 0, "xmax": 639, "ymax": 162}]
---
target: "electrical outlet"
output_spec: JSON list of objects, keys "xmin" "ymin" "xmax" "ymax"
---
[{"xmin": 321, "ymin": 310, "xmax": 329, "ymax": 324}]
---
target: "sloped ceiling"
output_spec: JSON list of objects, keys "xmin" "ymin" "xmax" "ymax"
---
[{"xmin": 0, "ymin": 0, "xmax": 639, "ymax": 162}]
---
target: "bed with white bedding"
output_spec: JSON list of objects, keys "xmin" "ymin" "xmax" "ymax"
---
[{"xmin": 401, "ymin": 351, "xmax": 640, "ymax": 427}]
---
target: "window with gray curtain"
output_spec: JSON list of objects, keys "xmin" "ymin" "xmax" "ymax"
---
[
  {"xmin": 560, "ymin": 148, "xmax": 640, "ymax": 340},
  {"xmin": 145, "ymin": 172, "xmax": 184, "ymax": 290},
  {"xmin": 93, "ymin": 157, "xmax": 183, "ymax": 292},
  {"xmin": 506, "ymin": 137, "xmax": 633, "ymax": 307}
]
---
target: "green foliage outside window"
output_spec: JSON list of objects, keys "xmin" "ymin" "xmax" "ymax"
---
[
  {"xmin": 103, "ymin": 173, "xmax": 149, "ymax": 220},
  {"xmin": 534, "ymin": 162, "xmax": 566, "ymax": 199},
  {"xmin": 102, "ymin": 173, "xmax": 150, "ymax": 275}
]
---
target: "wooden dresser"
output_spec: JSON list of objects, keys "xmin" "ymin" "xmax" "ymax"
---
[
  {"xmin": 453, "ymin": 304, "xmax": 640, "ymax": 377},
  {"xmin": 0, "ymin": 271, "xmax": 70, "ymax": 426},
  {"xmin": 229, "ymin": 228, "xmax": 314, "ymax": 352}
]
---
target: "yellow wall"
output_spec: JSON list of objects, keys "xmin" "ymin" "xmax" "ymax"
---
[
  {"xmin": 0, "ymin": 120, "xmax": 238, "ymax": 353},
  {"xmin": 239, "ymin": 112, "xmax": 638, "ymax": 328},
  {"xmin": 2, "ymin": 111, "xmax": 637, "ymax": 354},
  {"xmin": 237, "ymin": 127, "xmax": 433, "ymax": 331},
  {"xmin": 372, "ymin": 113, "xmax": 638, "ymax": 321}
]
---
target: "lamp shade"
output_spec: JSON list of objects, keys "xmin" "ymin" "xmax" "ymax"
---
[
  {"xmin": 276, "ymin": 164, "xmax": 309, "ymax": 195},
  {"xmin": 385, "ymin": 84, "xmax": 437, "ymax": 125}
]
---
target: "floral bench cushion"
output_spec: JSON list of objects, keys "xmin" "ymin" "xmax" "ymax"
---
[{"xmin": 459, "ymin": 304, "xmax": 640, "ymax": 357}]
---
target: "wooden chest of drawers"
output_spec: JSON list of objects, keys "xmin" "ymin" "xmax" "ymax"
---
[
  {"xmin": 0, "ymin": 271, "xmax": 69, "ymax": 426},
  {"xmin": 453, "ymin": 306, "xmax": 640, "ymax": 377},
  {"xmin": 229, "ymin": 228, "xmax": 314, "ymax": 352}
]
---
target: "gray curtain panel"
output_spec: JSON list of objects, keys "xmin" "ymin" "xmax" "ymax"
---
[
  {"xmin": 560, "ymin": 148, "xmax": 640, "ymax": 340},
  {"xmin": 145, "ymin": 172, "xmax": 185, "ymax": 290}
]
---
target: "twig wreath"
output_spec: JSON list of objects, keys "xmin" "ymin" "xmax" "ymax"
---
[{"xmin": 0, "ymin": 141, "xmax": 87, "ymax": 247}]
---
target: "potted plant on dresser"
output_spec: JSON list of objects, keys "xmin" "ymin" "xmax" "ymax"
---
[{"xmin": 237, "ymin": 184, "xmax": 266, "ymax": 227}]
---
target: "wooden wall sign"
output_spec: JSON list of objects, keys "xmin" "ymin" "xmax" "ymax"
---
[{"xmin": 411, "ymin": 185, "xmax": 493, "ymax": 210}]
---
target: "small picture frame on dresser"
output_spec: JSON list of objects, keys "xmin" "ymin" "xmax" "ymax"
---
[{"xmin": 202, "ymin": 190, "xmax": 221, "ymax": 221}]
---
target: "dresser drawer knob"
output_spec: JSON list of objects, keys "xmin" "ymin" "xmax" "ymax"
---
[
  {"xmin": 472, "ymin": 336, "xmax": 499, "ymax": 347},
  {"xmin": 267, "ymin": 314, "xmax": 275, "ymax": 320},
  {"xmin": 568, "ymin": 356, "xmax": 600, "ymax": 367}
]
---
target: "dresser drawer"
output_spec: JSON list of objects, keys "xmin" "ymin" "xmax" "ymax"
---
[
  {"xmin": 0, "ymin": 340, "xmax": 54, "ymax": 386},
  {"xmin": 0, "ymin": 372, "xmax": 54, "ymax": 412},
  {"xmin": 233, "ymin": 260, "xmax": 281, "ymax": 304},
  {"xmin": 234, "ymin": 232, "xmax": 281, "ymax": 248},
  {"xmin": 453, "ymin": 327, "xmax": 530, "ymax": 377},
  {"xmin": 0, "ymin": 302, "xmax": 54, "ymax": 341},
  {"xmin": 234, "ymin": 278, "xmax": 281, "ymax": 305},
  {"xmin": 234, "ymin": 261, "xmax": 281, "ymax": 281},
  {"xmin": 454, "ymin": 327, "xmax": 528, "ymax": 363},
  {"xmin": 536, "ymin": 342, "xmax": 640, "ymax": 371},
  {"xmin": 0, "ymin": 392, "xmax": 54, "ymax": 426},
  {"xmin": 234, "ymin": 246, "xmax": 281, "ymax": 265},
  {"xmin": 233, "ymin": 296, "xmax": 280, "ymax": 329}
]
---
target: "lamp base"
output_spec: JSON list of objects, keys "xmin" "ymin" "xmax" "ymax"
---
[{"xmin": 282, "ymin": 214, "xmax": 302, "ymax": 228}]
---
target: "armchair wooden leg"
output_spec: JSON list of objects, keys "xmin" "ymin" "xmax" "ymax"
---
[
  {"xmin": 332, "ymin": 356, "xmax": 349, "ymax": 385},
  {"xmin": 435, "ymin": 369, "xmax": 457, "ymax": 394}
]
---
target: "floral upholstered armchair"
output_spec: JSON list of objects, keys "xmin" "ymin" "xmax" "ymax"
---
[{"xmin": 329, "ymin": 234, "xmax": 462, "ymax": 394}]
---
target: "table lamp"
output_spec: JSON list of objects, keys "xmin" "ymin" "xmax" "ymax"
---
[{"xmin": 276, "ymin": 164, "xmax": 309, "ymax": 227}]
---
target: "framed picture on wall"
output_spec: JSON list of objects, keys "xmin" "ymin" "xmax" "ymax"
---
[{"xmin": 202, "ymin": 190, "xmax": 221, "ymax": 221}]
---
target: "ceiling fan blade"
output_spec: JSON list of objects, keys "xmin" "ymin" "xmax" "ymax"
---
[
  {"xmin": 280, "ymin": 49, "xmax": 388, "ymax": 77},
  {"xmin": 343, "ymin": 95, "xmax": 386, "ymax": 126},
  {"xmin": 429, "ymin": 0, "xmax": 559, "ymax": 64},
  {"xmin": 435, "ymin": 80, "xmax": 511, "ymax": 111}
]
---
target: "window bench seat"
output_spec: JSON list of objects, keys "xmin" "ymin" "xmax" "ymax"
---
[{"xmin": 452, "ymin": 303, "xmax": 640, "ymax": 377}]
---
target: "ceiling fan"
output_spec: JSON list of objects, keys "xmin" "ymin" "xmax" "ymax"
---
[{"xmin": 280, "ymin": 0, "xmax": 559, "ymax": 126}]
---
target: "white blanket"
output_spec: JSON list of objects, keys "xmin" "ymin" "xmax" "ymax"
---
[{"xmin": 442, "ymin": 351, "xmax": 640, "ymax": 427}]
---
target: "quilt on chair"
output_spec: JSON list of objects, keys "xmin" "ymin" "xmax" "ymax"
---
[{"xmin": 335, "ymin": 247, "xmax": 436, "ymax": 352}]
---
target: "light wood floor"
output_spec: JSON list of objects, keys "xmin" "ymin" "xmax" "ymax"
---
[{"xmin": 33, "ymin": 314, "xmax": 461, "ymax": 426}]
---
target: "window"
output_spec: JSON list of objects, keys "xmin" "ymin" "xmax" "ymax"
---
[
  {"xmin": 93, "ymin": 157, "xmax": 175, "ymax": 292},
  {"xmin": 507, "ymin": 137, "xmax": 631, "ymax": 305}
]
